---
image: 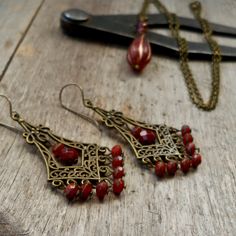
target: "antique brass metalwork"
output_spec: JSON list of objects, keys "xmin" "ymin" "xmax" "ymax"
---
[
  {"xmin": 147, "ymin": 0, "xmax": 222, "ymax": 111},
  {"xmin": 60, "ymin": 84, "xmax": 189, "ymax": 169},
  {"xmin": 0, "ymin": 95, "xmax": 113, "ymax": 194}
]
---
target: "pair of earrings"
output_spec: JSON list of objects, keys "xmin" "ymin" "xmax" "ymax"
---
[{"xmin": 0, "ymin": 84, "xmax": 202, "ymax": 202}]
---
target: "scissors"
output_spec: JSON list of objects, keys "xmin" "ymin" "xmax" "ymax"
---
[{"xmin": 60, "ymin": 9, "xmax": 236, "ymax": 60}]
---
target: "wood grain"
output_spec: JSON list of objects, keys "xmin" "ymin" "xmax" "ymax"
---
[
  {"xmin": 0, "ymin": 0, "xmax": 44, "ymax": 80},
  {"xmin": 0, "ymin": 0, "xmax": 235, "ymax": 235}
]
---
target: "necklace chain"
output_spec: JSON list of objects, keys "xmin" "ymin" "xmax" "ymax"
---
[{"xmin": 141, "ymin": 0, "xmax": 221, "ymax": 111}]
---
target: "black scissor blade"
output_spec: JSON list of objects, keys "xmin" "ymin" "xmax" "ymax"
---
[
  {"xmin": 61, "ymin": 9, "xmax": 236, "ymax": 59},
  {"xmin": 103, "ymin": 13, "xmax": 236, "ymax": 37},
  {"xmin": 148, "ymin": 31, "xmax": 236, "ymax": 58},
  {"xmin": 149, "ymin": 14, "xmax": 236, "ymax": 37}
]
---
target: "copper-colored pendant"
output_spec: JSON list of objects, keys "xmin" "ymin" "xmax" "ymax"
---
[{"xmin": 127, "ymin": 33, "xmax": 152, "ymax": 72}]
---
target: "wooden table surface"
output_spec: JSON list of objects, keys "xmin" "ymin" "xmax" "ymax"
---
[{"xmin": 0, "ymin": 0, "xmax": 235, "ymax": 235}]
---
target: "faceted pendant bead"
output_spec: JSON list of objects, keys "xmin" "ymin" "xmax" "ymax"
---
[
  {"xmin": 127, "ymin": 34, "xmax": 152, "ymax": 72},
  {"xmin": 52, "ymin": 143, "xmax": 65, "ymax": 157},
  {"xmin": 113, "ymin": 166, "xmax": 125, "ymax": 179},
  {"xmin": 131, "ymin": 127, "xmax": 156, "ymax": 145},
  {"xmin": 186, "ymin": 142, "xmax": 195, "ymax": 156},
  {"xmin": 112, "ymin": 156, "xmax": 123, "ymax": 168},
  {"xmin": 155, "ymin": 162, "xmax": 166, "ymax": 178},
  {"xmin": 113, "ymin": 178, "xmax": 124, "ymax": 195},
  {"xmin": 96, "ymin": 181, "xmax": 109, "ymax": 201},
  {"xmin": 139, "ymin": 129, "xmax": 156, "ymax": 145},
  {"xmin": 131, "ymin": 126, "xmax": 142, "ymax": 139},
  {"xmin": 60, "ymin": 147, "xmax": 79, "ymax": 165},
  {"xmin": 52, "ymin": 143, "xmax": 79, "ymax": 165},
  {"xmin": 181, "ymin": 159, "xmax": 191, "ymax": 173},
  {"xmin": 183, "ymin": 133, "xmax": 193, "ymax": 145},
  {"xmin": 191, "ymin": 154, "xmax": 202, "ymax": 168},
  {"xmin": 64, "ymin": 183, "xmax": 79, "ymax": 201},
  {"xmin": 181, "ymin": 125, "xmax": 191, "ymax": 136},
  {"xmin": 79, "ymin": 183, "xmax": 93, "ymax": 201},
  {"xmin": 167, "ymin": 162, "xmax": 178, "ymax": 176},
  {"xmin": 111, "ymin": 145, "xmax": 122, "ymax": 157}
]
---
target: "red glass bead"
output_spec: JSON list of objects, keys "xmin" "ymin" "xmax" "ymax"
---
[
  {"xmin": 112, "ymin": 156, "xmax": 123, "ymax": 169},
  {"xmin": 139, "ymin": 129, "xmax": 156, "ymax": 145},
  {"xmin": 155, "ymin": 162, "xmax": 166, "ymax": 178},
  {"xmin": 183, "ymin": 133, "xmax": 193, "ymax": 145},
  {"xmin": 111, "ymin": 145, "xmax": 122, "ymax": 157},
  {"xmin": 52, "ymin": 143, "xmax": 65, "ymax": 157},
  {"xmin": 131, "ymin": 126, "xmax": 142, "ymax": 139},
  {"xmin": 127, "ymin": 34, "xmax": 152, "ymax": 72},
  {"xmin": 60, "ymin": 147, "xmax": 79, "ymax": 165},
  {"xmin": 167, "ymin": 162, "xmax": 178, "ymax": 176},
  {"xmin": 181, "ymin": 159, "xmax": 191, "ymax": 173},
  {"xmin": 113, "ymin": 166, "xmax": 125, "ymax": 179},
  {"xmin": 186, "ymin": 142, "xmax": 195, "ymax": 156},
  {"xmin": 64, "ymin": 183, "xmax": 79, "ymax": 201},
  {"xmin": 113, "ymin": 178, "xmax": 124, "ymax": 195},
  {"xmin": 191, "ymin": 154, "xmax": 202, "ymax": 168},
  {"xmin": 137, "ymin": 20, "xmax": 148, "ymax": 34},
  {"xmin": 96, "ymin": 181, "xmax": 109, "ymax": 201},
  {"xmin": 181, "ymin": 125, "xmax": 191, "ymax": 136},
  {"xmin": 79, "ymin": 183, "xmax": 93, "ymax": 201}
]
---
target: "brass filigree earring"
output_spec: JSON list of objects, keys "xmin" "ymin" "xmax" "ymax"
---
[
  {"xmin": 60, "ymin": 84, "xmax": 202, "ymax": 179},
  {"xmin": 0, "ymin": 95, "xmax": 125, "ymax": 202}
]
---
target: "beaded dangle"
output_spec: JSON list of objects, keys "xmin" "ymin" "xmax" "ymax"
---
[
  {"xmin": 60, "ymin": 84, "xmax": 202, "ymax": 179},
  {"xmin": 0, "ymin": 95, "xmax": 125, "ymax": 202},
  {"xmin": 127, "ymin": 0, "xmax": 152, "ymax": 72}
]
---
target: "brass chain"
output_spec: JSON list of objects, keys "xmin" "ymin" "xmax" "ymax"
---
[{"xmin": 144, "ymin": 0, "xmax": 221, "ymax": 111}]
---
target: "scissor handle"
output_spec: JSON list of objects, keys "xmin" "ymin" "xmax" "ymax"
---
[
  {"xmin": 62, "ymin": 9, "xmax": 90, "ymax": 23},
  {"xmin": 60, "ymin": 9, "xmax": 236, "ymax": 60}
]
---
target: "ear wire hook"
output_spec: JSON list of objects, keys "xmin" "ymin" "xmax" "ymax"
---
[
  {"xmin": 0, "ymin": 95, "xmax": 22, "ymax": 133},
  {"xmin": 59, "ymin": 84, "xmax": 101, "ymax": 131}
]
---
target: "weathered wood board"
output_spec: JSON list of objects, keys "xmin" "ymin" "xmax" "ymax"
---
[
  {"xmin": 0, "ymin": 0, "xmax": 235, "ymax": 235},
  {"xmin": 0, "ymin": 0, "xmax": 44, "ymax": 80}
]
